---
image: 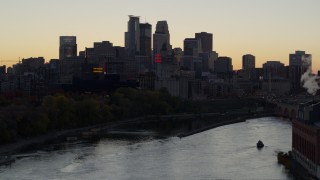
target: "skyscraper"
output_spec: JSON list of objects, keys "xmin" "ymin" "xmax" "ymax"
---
[
  {"xmin": 195, "ymin": 32, "xmax": 213, "ymax": 53},
  {"xmin": 59, "ymin": 36, "xmax": 77, "ymax": 60},
  {"xmin": 289, "ymin": 51, "xmax": 311, "ymax": 67},
  {"xmin": 289, "ymin": 50, "xmax": 312, "ymax": 90},
  {"xmin": 153, "ymin": 21, "xmax": 171, "ymax": 55},
  {"xmin": 182, "ymin": 38, "xmax": 202, "ymax": 71},
  {"xmin": 125, "ymin": 15, "xmax": 140, "ymax": 56},
  {"xmin": 139, "ymin": 23, "xmax": 152, "ymax": 56},
  {"xmin": 0, "ymin": 65, "xmax": 6, "ymax": 74},
  {"xmin": 214, "ymin": 57, "xmax": 233, "ymax": 73},
  {"xmin": 262, "ymin": 61, "xmax": 285, "ymax": 79},
  {"xmin": 183, "ymin": 38, "xmax": 202, "ymax": 57},
  {"xmin": 242, "ymin": 54, "xmax": 255, "ymax": 70}
]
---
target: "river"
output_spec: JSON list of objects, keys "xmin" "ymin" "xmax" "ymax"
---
[{"xmin": 0, "ymin": 117, "xmax": 293, "ymax": 180}]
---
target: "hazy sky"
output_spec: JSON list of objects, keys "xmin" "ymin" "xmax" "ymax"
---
[{"xmin": 1, "ymin": 0, "xmax": 319, "ymax": 71}]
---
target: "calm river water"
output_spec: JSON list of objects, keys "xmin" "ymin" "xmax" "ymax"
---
[{"xmin": 0, "ymin": 117, "xmax": 293, "ymax": 180}]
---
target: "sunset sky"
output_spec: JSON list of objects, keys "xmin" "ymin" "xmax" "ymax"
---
[{"xmin": 1, "ymin": 0, "xmax": 319, "ymax": 71}]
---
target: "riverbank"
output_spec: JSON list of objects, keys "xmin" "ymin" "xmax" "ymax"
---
[
  {"xmin": 0, "ymin": 125, "xmax": 99, "ymax": 156},
  {"xmin": 177, "ymin": 113, "xmax": 274, "ymax": 138},
  {"xmin": 178, "ymin": 117, "xmax": 246, "ymax": 138},
  {"xmin": 0, "ymin": 112, "xmax": 275, "ymax": 158},
  {"xmin": 277, "ymin": 151, "xmax": 318, "ymax": 180}
]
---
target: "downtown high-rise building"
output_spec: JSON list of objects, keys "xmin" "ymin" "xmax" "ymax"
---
[
  {"xmin": 289, "ymin": 50, "xmax": 311, "ymax": 67},
  {"xmin": 289, "ymin": 50, "xmax": 312, "ymax": 90},
  {"xmin": 242, "ymin": 54, "xmax": 255, "ymax": 70},
  {"xmin": 0, "ymin": 65, "xmax": 6, "ymax": 74},
  {"xmin": 214, "ymin": 57, "xmax": 233, "ymax": 73},
  {"xmin": 195, "ymin": 32, "xmax": 213, "ymax": 53},
  {"xmin": 59, "ymin": 36, "xmax": 77, "ymax": 60},
  {"xmin": 139, "ymin": 23, "xmax": 152, "ymax": 56},
  {"xmin": 194, "ymin": 32, "xmax": 216, "ymax": 73},
  {"xmin": 125, "ymin": 15, "xmax": 140, "ymax": 56},
  {"xmin": 182, "ymin": 38, "xmax": 202, "ymax": 71},
  {"xmin": 183, "ymin": 38, "xmax": 202, "ymax": 57},
  {"xmin": 153, "ymin": 21, "xmax": 171, "ymax": 55},
  {"xmin": 262, "ymin": 61, "xmax": 285, "ymax": 79}
]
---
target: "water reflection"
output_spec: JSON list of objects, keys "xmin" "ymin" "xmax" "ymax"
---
[{"xmin": 0, "ymin": 117, "xmax": 293, "ymax": 179}]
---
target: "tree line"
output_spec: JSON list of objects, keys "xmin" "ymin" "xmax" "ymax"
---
[
  {"xmin": 0, "ymin": 87, "xmax": 263, "ymax": 144},
  {"xmin": 0, "ymin": 88, "xmax": 183, "ymax": 144}
]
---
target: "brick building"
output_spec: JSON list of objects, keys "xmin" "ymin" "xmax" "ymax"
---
[{"xmin": 292, "ymin": 101, "xmax": 320, "ymax": 177}]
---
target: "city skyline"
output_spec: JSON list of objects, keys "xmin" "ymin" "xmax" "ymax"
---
[{"xmin": 1, "ymin": 0, "xmax": 319, "ymax": 71}]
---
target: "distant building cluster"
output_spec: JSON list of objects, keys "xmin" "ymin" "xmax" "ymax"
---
[{"xmin": 0, "ymin": 15, "xmax": 313, "ymax": 99}]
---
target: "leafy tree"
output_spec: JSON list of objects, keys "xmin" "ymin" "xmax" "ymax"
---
[
  {"xmin": 75, "ymin": 98, "xmax": 101, "ymax": 125},
  {"xmin": 30, "ymin": 108, "xmax": 50, "ymax": 136},
  {"xmin": 42, "ymin": 95, "xmax": 75, "ymax": 129},
  {"xmin": 0, "ymin": 95, "xmax": 10, "ymax": 107}
]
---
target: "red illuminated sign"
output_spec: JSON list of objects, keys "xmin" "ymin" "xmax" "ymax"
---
[{"xmin": 155, "ymin": 54, "xmax": 162, "ymax": 63}]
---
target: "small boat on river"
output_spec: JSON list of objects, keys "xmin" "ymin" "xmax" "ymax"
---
[{"xmin": 257, "ymin": 140, "xmax": 264, "ymax": 149}]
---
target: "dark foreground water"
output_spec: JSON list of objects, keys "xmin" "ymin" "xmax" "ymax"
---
[{"xmin": 0, "ymin": 117, "xmax": 293, "ymax": 180}]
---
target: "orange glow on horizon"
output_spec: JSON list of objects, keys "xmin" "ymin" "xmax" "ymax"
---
[{"xmin": 1, "ymin": 1, "xmax": 319, "ymax": 72}]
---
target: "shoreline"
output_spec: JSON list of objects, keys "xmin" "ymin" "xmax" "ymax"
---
[
  {"xmin": 0, "ymin": 112, "xmax": 275, "ymax": 157},
  {"xmin": 0, "ymin": 125, "xmax": 101, "ymax": 156},
  {"xmin": 177, "ymin": 113, "xmax": 275, "ymax": 138},
  {"xmin": 277, "ymin": 151, "xmax": 318, "ymax": 180},
  {"xmin": 178, "ymin": 118, "xmax": 246, "ymax": 138}
]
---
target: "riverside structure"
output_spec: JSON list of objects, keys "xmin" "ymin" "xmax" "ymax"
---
[{"xmin": 292, "ymin": 100, "xmax": 320, "ymax": 178}]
